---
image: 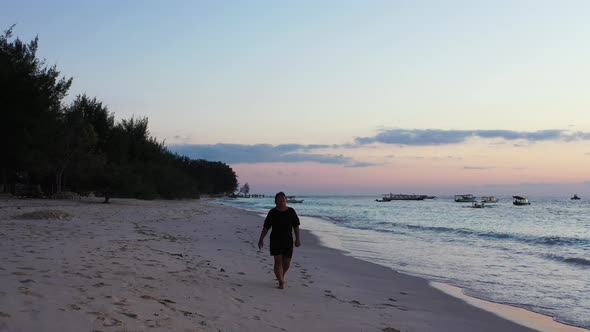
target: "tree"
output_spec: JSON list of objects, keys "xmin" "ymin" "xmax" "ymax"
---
[
  {"xmin": 239, "ymin": 182, "xmax": 250, "ymax": 196},
  {"xmin": 1, "ymin": 26, "xmax": 239, "ymax": 200},
  {"xmin": 0, "ymin": 25, "xmax": 72, "ymax": 192}
]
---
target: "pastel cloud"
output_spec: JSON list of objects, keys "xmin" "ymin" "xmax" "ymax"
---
[
  {"xmin": 355, "ymin": 129, "xmax": 590, "ymax": 146},
  {"xmin": 464, "ymin": 166, "xmax": 495, "ymax": 170},
  {"xmin": 169, "ymin": 128, "xmax": 590, "ymax": 166},
  {"xmin": 169, "ymin": 143, "xmax": 377, "ymax": 167}
]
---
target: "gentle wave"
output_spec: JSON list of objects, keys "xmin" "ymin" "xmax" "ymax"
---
[
  {"xmin": 543, "ymin": 254, "xmax": 590, "ymax": 267},
  {"xmin": 358, "ymin": 220, "xmax": 590, "ymax": 247}
]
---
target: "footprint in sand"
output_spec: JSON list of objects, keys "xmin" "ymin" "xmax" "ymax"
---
[
  {"xmin": 17, "ymin": 267, "xmax": 36, "ymax": 271},
  {"xmin": 118, "ymin": 311, "xmax": 138, "ymax": 319},
  {"xmin": 92, "ymin": 282, "xmax": 111, "ymax": 288},
  {"xmin": 18, "ymin": 278, "xmax": 36, "ymax": 284},
  {"xmin": 18, "ymin": 286, "xmax": 43, "ymax": 298},
  {"xmin": 98, "ymin": 316, "xmax": 122, "ymax": 327},
  {"xmin": 112, "ymin": 298, "xmax": 127, "ymax": 306},
  {"xmin": 324, "ymin": 290, "xmax": 336, "ymax": 299},
  {"xmin": 382, "ymin": 328, "xmax": 401, "ymax": 332}
]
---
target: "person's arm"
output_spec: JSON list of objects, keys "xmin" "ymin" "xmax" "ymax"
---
[
  {"xmin": 258, "ymin": 227, "xmax": 269, "ymax": 249},
  {"xmin": 294, "ymin": 226, "xmax": 301, "ymax": 247}
]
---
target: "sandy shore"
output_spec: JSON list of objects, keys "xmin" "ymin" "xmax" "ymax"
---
[{"xmin": 0, "ymin": 197, "xmax": 582, "ymax": 331}]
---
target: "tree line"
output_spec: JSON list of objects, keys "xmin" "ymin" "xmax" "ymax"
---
[{"xmin": 0, "ymin": 26, "xmax": 238, "ymax": 201}]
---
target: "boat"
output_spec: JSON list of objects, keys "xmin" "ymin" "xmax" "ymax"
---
[
  {"xmin": 480, "ymin": 196, "xmax": 498, "ymax": 203},
  {"xmin": 470, "ymin": 201, "xmax": 485, "ymax": 208},
  {"xmin": 286, "ymin": 196, "xmax": 304, "ymax": 203},
  {"xmin": 512, "ymin": 196, "xmax": 531, "ymax": 205},
  {"xmin": 454, "ymin": 194, "xmax": 476, "ymax": 202},
  {"xmin": 381, "ymin": 193, "xmax": 427, "ymax": 201},
  {"xmin": 571, "ymin": 194, "xmax": 581, "ymax": 200},
  {"xmin": 375, "ymin": 199, "xmax": 390, "ymax": 202}
]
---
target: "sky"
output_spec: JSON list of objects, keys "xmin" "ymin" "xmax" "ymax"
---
[{"xmin": 4, "ymin": 0, "xmax": 590, "ymax": 196}]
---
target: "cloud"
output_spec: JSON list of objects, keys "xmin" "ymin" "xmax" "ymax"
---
[
  {"xmin": 169, "ymin": 127, "xmax": 590, "ymax": 166},
  {"xmin": 463, "ymin": 166, "xmax": 494, "ymax": 170},
  {"xmin": 169, "ymin": 143, "xmax": 358, "ymax": 165},
  {"xmin": 344, "ymin": 161, "xmax": 381, "ymax": 168},
  {"xmin": 355, "ymin": 129, "xmax": 590, "ymax": 146}
]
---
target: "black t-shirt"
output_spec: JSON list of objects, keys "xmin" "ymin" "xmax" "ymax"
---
[{"xmin": 263, "ymin": 207, "xmax": 300, "ymax": 248}]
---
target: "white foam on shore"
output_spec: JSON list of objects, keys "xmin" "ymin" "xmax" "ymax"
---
[{"xmin": 432, "ymin": 282, "xmax": 589, "ymax": 332}]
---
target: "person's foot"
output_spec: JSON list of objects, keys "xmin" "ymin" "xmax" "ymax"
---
[{"xmin": 278, "ymin": 281, "xmax": 285, "ymax": 289}]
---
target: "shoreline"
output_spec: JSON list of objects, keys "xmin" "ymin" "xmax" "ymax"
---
[
  {"xmin": 0, "ymin": 197, "xmax": 585, "ymax": 331},
  {"xmin": 223, "ymin": 201, "xmax": 589, "ymax": 332},
  {"xmin": 430, "ymin": 283, "xmax": 588, "ymax": 332}
]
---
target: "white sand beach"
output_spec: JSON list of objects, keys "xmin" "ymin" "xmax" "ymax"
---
[{"xmin": 0, "ymin": 197, "xmax": 584, "ymax": 331}]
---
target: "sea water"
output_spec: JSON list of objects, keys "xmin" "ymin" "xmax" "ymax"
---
[{"xmin": 215, "ymin": 195, "xmax": 590, "ymax": 329}]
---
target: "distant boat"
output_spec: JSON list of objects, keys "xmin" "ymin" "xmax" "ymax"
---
[
  {"xmin": 469, "ymin": 201, "xmax": 486, "ymax": 208},
  {"xmin": 454, "ymin": 194, "xmax": 476, "ymax": 202},
  {"xmin": 512, "ymin": 196, "xmax": 531, "ymax": 206},
  {"xmin": 481, "ymin": 196, "xmax": 498, "ymax": 203},
  {"xmin": 380, "ymin": 193, "xmax": 427, "ymax": 201},
  {"xmin": 286, "ymin": 196, "xmax": 304, "ymax": 203},
  {"xmin": 571, "ymin": 194, "xmax": 581, "ymax": 200}
]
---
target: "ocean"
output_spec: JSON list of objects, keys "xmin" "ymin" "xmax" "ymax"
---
[{"xmin": 215, "ymin": 195, "xmax": 589, "ymax": 330}]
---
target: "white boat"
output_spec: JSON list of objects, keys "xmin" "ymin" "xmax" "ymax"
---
[
  {"xmin": 454, "ymin": 194, "xmax": 476, "ymax": 202},
  {"xmin": 481, "ymin": 196, "xmax": 498, "ymax": 203},
  {"xmin": 286, "ymin": 196, "xmax": 304, "ymax": 203},
  {"xmin": 512, "ymin": 196, "xmax": 531, "ymax": 206}
]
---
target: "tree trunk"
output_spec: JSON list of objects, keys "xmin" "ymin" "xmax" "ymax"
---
[
  {"xmin": 1, "ymin": 168, "xmax": 6, "ymax": 193},
  {"xmin": 55, "ymin": 169, "xmax": 64, "ymax": 193}
]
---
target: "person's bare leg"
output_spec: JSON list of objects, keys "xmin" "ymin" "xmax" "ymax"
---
[
  {"xmin": 273, "ymin": 255, "xmax": 285, "ymax": 288},
  {"xmin": 281, "ymin": 256, "xmax": 292, "ymax": 282}
]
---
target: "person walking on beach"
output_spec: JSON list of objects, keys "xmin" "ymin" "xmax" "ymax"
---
[{"xmin": 258, "ymin": 192, "xmax": 301, "ymax": 289}]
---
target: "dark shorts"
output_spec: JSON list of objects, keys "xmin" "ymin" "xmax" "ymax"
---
[{"xmin": 270, "ymin": 246, "xmax": 293, "ymax": 258}]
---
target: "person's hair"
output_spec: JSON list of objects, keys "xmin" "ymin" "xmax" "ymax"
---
[{"xmin": 274, "ymin": 191, "xmax": 286, "ymax": 204}]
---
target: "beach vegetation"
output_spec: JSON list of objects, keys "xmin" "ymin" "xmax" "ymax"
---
[
  {"xmin": 0, "ymin": 26, "xmax": 238, "ymax": 200},
  {"xmin": 238, "ymin": 182, "xmax": 250, "ymax": 196}
]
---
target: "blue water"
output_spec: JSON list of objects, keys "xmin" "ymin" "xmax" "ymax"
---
[{"xmin": 215, "ymin": 195, "xmax": 590, "ymax": 329}]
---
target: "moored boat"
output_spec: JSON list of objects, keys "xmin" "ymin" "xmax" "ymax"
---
[
  {"xmin": 571, "ymin": 194, "xmax": 580, "ymax": 200},
  {"xmin": 512, "ymin": 196, "xmax": 531, "ymax": 205},
  {"xmin": 470, "ymin": 201, "xmax": 485, "ymax": 208},
  {"xmin": 481, "ymin": 196, "xmax": 498, "ymax": 203},
  {"xmin": 286, "ymin": 196, "xmax": 304, "ymax": 203},
  {"xmin": 381, "ymin": 193, "xmax": 427, "ymax": 201},
  {"xmin": 454, "ymin": 194, "xmax": 476, "ymax": 202}
]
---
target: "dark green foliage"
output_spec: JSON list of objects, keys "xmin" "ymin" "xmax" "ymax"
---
[
  {"xmin": 1, "ymin": 25, "xmax": 72, "ymax": 190},
  {"xmin": 0, "ymin": 27, "xmax": 238, "ymax": 199}
]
